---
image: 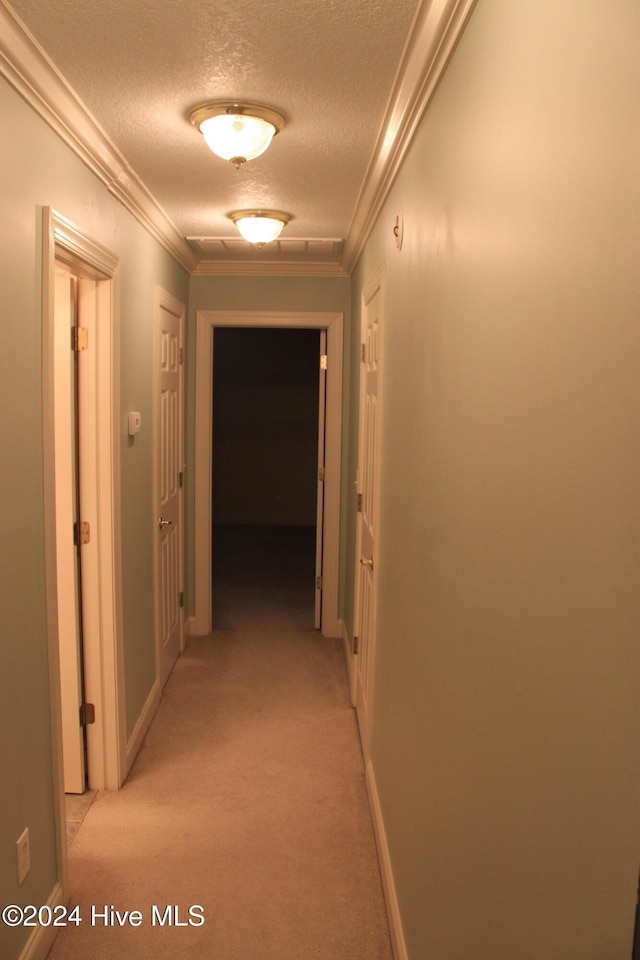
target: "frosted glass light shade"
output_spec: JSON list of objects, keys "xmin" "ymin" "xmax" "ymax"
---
[
  {"xmin": 200, "ymin": 113, "xmax": 276, "ymax": 164},
  {"xmin": 190, "ymin": 101, "xmax": 285, "ymax": 167},
  {"xmin": 229, "ymin": 210, "xmax": 291, "ymax": 245}
]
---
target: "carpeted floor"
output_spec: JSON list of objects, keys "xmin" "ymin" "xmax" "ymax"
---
[
  {"xmin": 212, "ymin": 524, "xmax": 318, "ymax": 632},
  {"xmin": 46, "ymin": 525, "xmax": 393, "ymax": 959}
]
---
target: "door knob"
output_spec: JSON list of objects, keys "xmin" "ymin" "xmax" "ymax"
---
[
  {"xmin": 360, "ymin": 556, "xmax": 374, "ymax": 570},
  {"xmin": 158, "ymin": 517, "xmax": 172, "ymax": 529}
]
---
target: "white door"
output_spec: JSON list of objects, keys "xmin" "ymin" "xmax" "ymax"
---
[
  {"xmin": 156, "ymin": 293, "xmax": 184, "ymax": 688},
  {"xmin": 354, "ymin": 266, "xmax": 385, "ymax": 753},
  {"xmin": 54, "ymin": 268, "xmax": 86, "ymax": 793},
  {"xmin": 315, "ymin": 330, "xmax": 327, "ymax": 629}
]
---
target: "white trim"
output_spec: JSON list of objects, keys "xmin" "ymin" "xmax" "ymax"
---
[
  {"xmin": 124, "ymin": 678, "xmax": 161, "ymax": 778},
  {"xmin": 0, "ymin": 3, "xmax": 197, "ymax": 274},
  {"xmin": 0, "ymin": 0, "xmax": 474, "ymax": 278},
  {"xmin": 42, "ymin": 222, "xmax": 69, "ymax": 901},
  {"xmin": 341, "ymin": 0, "xmax": 478, "ymax": 273},
  {"xmin": 17, "ymin": 882, "xmax": 65, "ymax": 960},
  {"xmin": 194, "ymin": 311, "xmax": 343, "ymax": 638},
  {"xmin": 42, "ymin": 207, "xmax": 125, "ymax": 914},
  {"xmin": 365, "ymin": 760, "xmax": 409, "ymax": 960},
  {"xmin": 43, "ymin": 205, "xmax": 125, "ymax": 803}
]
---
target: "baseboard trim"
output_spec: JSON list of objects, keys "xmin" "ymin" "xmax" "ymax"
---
[
  {"xmin": 17, "ymin": 881, "xmax": 65, "ymax": 960},
  {"xmin": 365, "ymin": 759, "xmax": 409, "ymax": 960},
  {"xmin": 322, "ymin": 617, "xmax": 343, "ymax": 639},
  {"xmin": 124, "ymin": 678, "xmax": 161, "ymax": 779}
]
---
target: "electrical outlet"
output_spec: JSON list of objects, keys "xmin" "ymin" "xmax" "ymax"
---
[{"xmin": 16, "ymin": 828, "xmax": 30, "ymax": 885}]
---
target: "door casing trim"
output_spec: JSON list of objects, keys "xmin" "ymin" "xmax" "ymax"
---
[
  {"xmin": 42, "ymin": 207, "xmax": 125, "ymax": 897},
  {"xmin": 194, "ymin": 310, "xmax": 344, "ymax": 637}
]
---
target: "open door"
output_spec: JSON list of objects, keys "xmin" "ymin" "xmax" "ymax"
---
[
  {"xmin": 354, "ymin": 265, "xmax": 385, "ymax": 754},
  {"xmin": 54, "ymin": 267, "xmax": 86, "ymax": 794},
  {"xmin": 315, "ymin": 330, "xmax": 327, "ymax": 629},
  {"xmin": 155, "ymin": 289, "xmax": 185, "ymax": 688}
]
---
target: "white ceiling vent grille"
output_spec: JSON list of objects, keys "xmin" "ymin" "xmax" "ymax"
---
[{"xmin": 187, "ymin": 236, "xmax": 343, "ymax": 260}]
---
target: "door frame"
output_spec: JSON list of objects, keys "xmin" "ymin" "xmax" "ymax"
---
[
  {"xmin": 194, "ymin": 310, "xmax": 344, "ymax": 638},
  {"xmin": 42, "ymin": 207, "xmax": 126, "ymax": 891},
  {"xmin": 153, "ymin": 287, "xmax": 185, "ymax": 684}
]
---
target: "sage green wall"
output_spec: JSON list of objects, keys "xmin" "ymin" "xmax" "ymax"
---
[
  {"xmin": 348, "ymin": 1, "xmax": 640, "ymax": 957},
  {"xmin": 0, "ymin": 77, "xmax": 187, "ymax": 959},
  {"xmin": 186, "ymin": 276, "xmax": 351, "ymax": 615}
]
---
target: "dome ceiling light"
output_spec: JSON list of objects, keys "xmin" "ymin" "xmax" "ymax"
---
[
  {"xmin": 229, "ymin": 210, "xmax": 291, "ymax": 246},
  {"xmin": 190, "ymin": 101, "xmax": 286, "ymax": 168}
]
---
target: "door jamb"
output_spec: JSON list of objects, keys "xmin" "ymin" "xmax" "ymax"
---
[
  {"xmin": 194, "ymin": 310, "xmax": 343, "ymax": 638},
  {"xmin": 42, "ymin": 207, "xmax": 125, "ymax": 894}
]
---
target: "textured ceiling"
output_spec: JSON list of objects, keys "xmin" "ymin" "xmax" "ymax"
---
[{"xmin": 9, "ymin": 0, "xmax": 419, "ymax": 270}]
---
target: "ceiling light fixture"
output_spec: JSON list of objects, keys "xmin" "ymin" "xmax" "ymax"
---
[
  {"xmin": 190, "ymin": 101, "xmax": 285, "ymax": 168},
  {"xmin": 229, "ymin": 210, "xmax": 291, "ymax": 246}
]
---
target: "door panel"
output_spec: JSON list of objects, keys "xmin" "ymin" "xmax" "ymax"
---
[
  {"xmin": 355, "ymin": 268, "xmax": 384, "ymax": 752},
  {"xmin": 157, "ymin": 298, "xmax": 183, "ymax": 687},
  {"xmin": 315, "ymin": 329, "xmax": 327, "ymax": 629},
  {"xmin": 54, "ymin": 268, "xmax": 86, "ymax": 793}
]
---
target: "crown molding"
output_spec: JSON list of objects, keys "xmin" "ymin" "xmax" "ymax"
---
[
  {"xmin": 341, "ymin": 0, "xmax": 478, "ymax": 275},
  {"xmin": 0, "ymin": 0, "xmax": 198, "ymax": 274}
]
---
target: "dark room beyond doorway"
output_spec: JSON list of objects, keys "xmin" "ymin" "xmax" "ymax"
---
[{"xmin": 211, "ymin": 327, "xmax": 321, "ymax": 631}]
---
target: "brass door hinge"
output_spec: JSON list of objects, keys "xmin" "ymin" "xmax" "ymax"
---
[
  {"xmin": 316, "ymin": 575, "xmax": 323, "ymax": 590},
  {"xmin": 360, "ymin": 343, "xmax": 366, "ymax": 363},
  {"xmin": 320, "ymin": 354, "xmax": 328, "ymax": 370},
  {"xmin": 179, "ymin": 591, "xmax": 184, "ymax": 608},
  {"xmin": 353, "ymin": 635, "xmax": 359, "ymax": 655},
  {"xmin": 74, "ymin": 520, "xmax": 90, "ymax": 545},
  {"xmin": 318, "ymin": 466, "xmax": 325, "ymax": 482},
  {"xmin": 357, "ymin": 493, "xmax": 363, "ymax": 512},
  {"xmin": 179, "ymin": 347, "xmax": 184, "ymax": 365},
  {"xmin": 73, "ymin": 326, "xmax": 89, "ymax": 351},
  {"xmin": 178, "ymin": 470, "xmax": 184, "ymax": 488},
  {"xmin": 79, "ymin": 702, "xmax": 95, "ymax": 726}
]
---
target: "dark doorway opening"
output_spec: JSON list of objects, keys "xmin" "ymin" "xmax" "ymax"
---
[{"xmin": 211, "ymin": 327, "xmax": 321, "ymax": 631}]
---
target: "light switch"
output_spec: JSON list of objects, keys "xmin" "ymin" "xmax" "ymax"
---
[{"xmin": 128, "ymin": 411, "xmax": 142, "ymax": 436}]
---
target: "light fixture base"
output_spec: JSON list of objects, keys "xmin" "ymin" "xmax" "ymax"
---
[{"xmin": 189, "ymin": 100, "xmax": 286, "ymax": 134}]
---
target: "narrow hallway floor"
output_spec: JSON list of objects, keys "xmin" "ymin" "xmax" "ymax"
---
[
  {"xmin": 46, "ymin": 525, "xmax": 392, "ymax": 959},
  {"xmin": 212, "ymin": 523, "xmax": 317, "ymax": 631}
]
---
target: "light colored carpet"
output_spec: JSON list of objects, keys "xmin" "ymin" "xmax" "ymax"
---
[{"xmin": 47, "ymin": 528, "xmax": 393, "ymax": 959}]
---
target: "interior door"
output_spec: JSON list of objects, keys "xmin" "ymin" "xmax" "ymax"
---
[
  {"xmin": 157, "ymin": 297, "xmax": 184, "ymax": 688},
  {"xmin": 315, "ymin": 330, "xmax": 327, "ymax": 629},
  {"xmin": 354, "ymin": 269, "xmax": 384, "ymax": 751},
  {"xmin": 54, "ymin": 267, "xmax": 86, "ymax": 793}
]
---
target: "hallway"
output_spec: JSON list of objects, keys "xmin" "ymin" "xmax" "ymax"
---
[{"xmin": 47, "ymin": 526, "xmax": 392, "ymax": 959}]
